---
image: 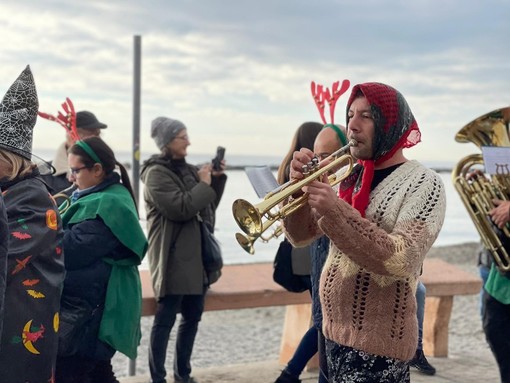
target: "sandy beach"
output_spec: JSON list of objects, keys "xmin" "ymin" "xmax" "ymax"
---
[{"xmin": 112, "ymin": 241, "xmax": 495, "ymax": 379}]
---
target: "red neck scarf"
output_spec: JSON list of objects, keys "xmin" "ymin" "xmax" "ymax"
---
[{"xmin": 339, "ymin": 83, "xmax": 421, "ymax": 217}]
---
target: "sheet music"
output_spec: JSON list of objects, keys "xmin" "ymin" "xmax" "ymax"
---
[
  {"xmin": 244, "ymin": 166, "xmax": 279, "ymax": 198},
  {"xmin": 481, "ymin": 146, "xmax": 510, "ymax": 175}
]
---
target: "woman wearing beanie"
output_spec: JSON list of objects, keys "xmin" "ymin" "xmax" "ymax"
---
[{"xmin": 141, "ymin": 117, "xmax": 227, "ymax": 383}]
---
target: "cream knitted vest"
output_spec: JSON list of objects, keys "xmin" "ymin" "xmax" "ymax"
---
[{"xmin": 283, "ymin": 160, "xmax": 446, "ymax": 361}]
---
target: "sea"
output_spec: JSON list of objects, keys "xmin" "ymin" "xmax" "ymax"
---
[
  {"xmin": 132, "ymin": 154, "xmax": 477, "ymax": 267},
  {"xmin": 34, "ymin": 149, "xmax": 478, "ymax": 267}
]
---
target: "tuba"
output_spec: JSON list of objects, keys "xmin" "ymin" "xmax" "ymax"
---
[{"xmin": 452, "ymin": 107, "xmax": 510, "ymax": 271}]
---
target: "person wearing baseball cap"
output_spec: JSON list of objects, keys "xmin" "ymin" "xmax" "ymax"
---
[{"xmin": 41, "ymin": 110, "xmax": 107, "ymax": 195}]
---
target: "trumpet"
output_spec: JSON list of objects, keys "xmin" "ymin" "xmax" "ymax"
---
[
  {"xmin": 232, "ymin": 139, "xmax": 357, "ymax": 253},
  {"xmin": 52, "ymin": 185, "xmax": 76, "ymax": 214},
  {"xmin": 235, "ymin": 225, "xmax": 283, "ymax": 255}
]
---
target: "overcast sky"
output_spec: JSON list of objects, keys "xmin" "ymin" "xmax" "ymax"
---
[{"xmin": 1, "ymin": 0, "xmax": 508, "ymax": 164}]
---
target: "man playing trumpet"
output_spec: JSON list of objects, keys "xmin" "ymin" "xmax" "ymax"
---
[{"xmin": 283, "ymin": 82, "xmax": 446, "ymax": 382}]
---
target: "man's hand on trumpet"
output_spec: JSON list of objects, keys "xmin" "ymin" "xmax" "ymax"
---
[
  {"xmin": 288, "ymin": 148, "xmax": 312, "ymax": 199},
  {"xmin": 289, "ymin": 148, "xmax": 315, "ymax": 181},
  {"xmin": 303, "ymin": 178, "xmax": 337, "ymax": 217},
  {"xmin": 289, "ymin": 147, "xmax": 338, "ymax": 216}
]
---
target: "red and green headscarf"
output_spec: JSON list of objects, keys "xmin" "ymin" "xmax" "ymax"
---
[{"xmin": 339, "ymin": 82, "xmax": 421, "ymax": 217}]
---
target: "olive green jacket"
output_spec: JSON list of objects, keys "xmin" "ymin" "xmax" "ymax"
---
[{"xmin": 141, "ymin": 157, "xmax": 226, "ymax": 297}]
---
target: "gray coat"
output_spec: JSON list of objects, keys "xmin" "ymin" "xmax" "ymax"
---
[{"xmin": 140, "ymin": 156, "xmax": 226, "ymax": 297}]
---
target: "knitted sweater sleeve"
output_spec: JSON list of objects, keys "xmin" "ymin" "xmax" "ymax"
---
[
  {"xmin": 319, "ymin": 165, "xmax": 446, "ymax": 277},
  {"xmin": 281, "ymin": 202, "xmax": 323, "ymax": 247}
]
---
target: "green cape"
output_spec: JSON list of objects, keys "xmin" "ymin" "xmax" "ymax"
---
[
  {"xmin": 62, "ymin": 183, "xmax": 148, "ymax": 358},
  {"xmin": 484, "ymin": 264, "xmax": 510, "ymax": 305}
]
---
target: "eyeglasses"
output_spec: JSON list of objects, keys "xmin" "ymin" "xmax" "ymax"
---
[
  {"xmin": 69, "ymin": 166, "xmax": 90, "ymax": 175},
  {"xmin": 174, "ymin": 135, "xmax": 190, "ymax": 142}
]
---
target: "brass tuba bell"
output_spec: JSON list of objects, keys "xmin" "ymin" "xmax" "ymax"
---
[{"xmin": 452, "ymin": 107, "xmax": 510, "ymax": 272}]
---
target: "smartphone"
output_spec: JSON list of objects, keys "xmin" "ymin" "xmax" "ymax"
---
[{"xmin": 212, "ymin": 146, "xmax": 226, "ymax": 171}]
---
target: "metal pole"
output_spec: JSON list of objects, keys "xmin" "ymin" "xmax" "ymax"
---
[
  {"xmin": 132, "ymin": 35, "xmax": 142, "ymax": 208},
  {"xmin": 128, "ymin": 35, "xmax": 142, "ymax": 377}
]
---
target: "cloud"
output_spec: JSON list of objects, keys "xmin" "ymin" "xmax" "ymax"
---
[{"xmin": 0, "ymin": 0, "xmax": 508, "ymax": 165}]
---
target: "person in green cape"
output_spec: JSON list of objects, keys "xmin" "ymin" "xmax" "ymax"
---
[
  {"xmin": 55, "ymin": 135, "xmax": 147, "ymax": 382},
  {"xmin": 483, "ymin": 198, "xmax": 510, "ymax": 383}
]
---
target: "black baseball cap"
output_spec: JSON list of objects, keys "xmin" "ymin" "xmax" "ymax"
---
[{"xmin": 76, "ymin": 111, "xmax": 107, "ymax": 130}]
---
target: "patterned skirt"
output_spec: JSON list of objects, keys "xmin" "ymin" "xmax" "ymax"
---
[{"xmin": 326, "ymin": 340, "xmax": 410, "ymax": 383}]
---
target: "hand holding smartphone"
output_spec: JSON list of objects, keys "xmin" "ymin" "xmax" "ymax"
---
[{"xmin": 212, "ymin": 146, "xmax": 226, "ymax": 171}]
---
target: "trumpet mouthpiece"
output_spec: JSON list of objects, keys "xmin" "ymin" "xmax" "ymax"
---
[{"xmin": 330, "ymin": 139, "xmax": 357, "ymax": 158}]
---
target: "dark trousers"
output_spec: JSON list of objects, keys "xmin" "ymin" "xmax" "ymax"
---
[
  {"xmin": 482, "ymin": 290, "xmax": 510, "ymax": 383},
  {"xmin": 149, "ymin": 293, "xmax": 205, "ymax": 383},
  {"xmin": 55, "ymin": 355, "xmax": 118, "ymax": 383},
  {"xmin": 285, "ymin": 325, "xmax": 318, "ymax": 377}
]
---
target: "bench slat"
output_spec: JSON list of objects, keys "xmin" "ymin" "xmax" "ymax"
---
[
  {"xmin": 421, "ymin": 258, "xmax": 481, "ymax": 296},
  {"xmin": 141, "ymin": 263, "xmax": 310, "ymax": 315}
]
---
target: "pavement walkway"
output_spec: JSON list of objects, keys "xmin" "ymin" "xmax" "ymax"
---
[{"xmin": 120, "ymin": 348, "xmax": 499, "ymax": 383}]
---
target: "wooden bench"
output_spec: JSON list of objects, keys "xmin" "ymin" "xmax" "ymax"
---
[
  {"xmin": 138, "ymin": 257, "xmax": 481, "ymax": 374},
  {"xmin": 419, "ymin": 258, "xmax": 482, "ymax": 357},
  {"xmin": 141, "ymin": 263, "xmax": 310, "ymax": 316}
]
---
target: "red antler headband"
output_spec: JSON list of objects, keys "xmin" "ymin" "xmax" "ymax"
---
[
  {"xmin": 311, "ymin": 79, "xmax": 350, "ymax": 144},
  {"xmin": 38, "ymin": 97, "xmax": 80, "ymax": 143},
  {"xmin": 311, "ymin": 80, "xmax": 350, "ymax": 125},
  {"xmin": 38, "ymin": 99, "xmax": 103, "ymax": 165}
]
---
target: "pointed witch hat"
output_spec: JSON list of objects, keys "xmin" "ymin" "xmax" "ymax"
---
[{"xmin": 0, "ymin": 65, "xmax": 38, "ymax": 159}]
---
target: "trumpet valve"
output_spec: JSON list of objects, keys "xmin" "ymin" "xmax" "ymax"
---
[{"xmin": 302, "ymin": 156, "xmax": 320, "ymax": 175}]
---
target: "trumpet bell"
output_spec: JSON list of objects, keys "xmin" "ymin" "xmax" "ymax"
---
[
  {"xmin": 235, "ymin": 232, "xmax": 255, "ymax": 255},
  {"xmin": 232, "ymin": 199, "xmax": 263, "ymax": 236}
]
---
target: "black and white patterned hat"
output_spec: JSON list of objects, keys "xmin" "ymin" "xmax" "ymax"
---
[{"xmin": 0, "ymin": 65, "xmax": 38, "ymax": 159}]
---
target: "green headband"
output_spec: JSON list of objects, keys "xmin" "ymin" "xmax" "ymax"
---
[
  {"xmin": 323, "ymin": 124, "xmax": 348, "ymax": 146},
  {"xmin": 75, "ymin": 140, "xmax": 103, "ymax": 165}
]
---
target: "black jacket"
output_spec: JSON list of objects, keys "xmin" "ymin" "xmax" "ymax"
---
[
  {"xmin": 61, "ymin": 173, "xmax": 134, "ymax": 359},
  {"xmin": 0, "ymin": 193, "xmax": 8, "ymax": 348},
  {"xmin": 0, "ymin": 173, "xmax": 65, "ymax": 382}
]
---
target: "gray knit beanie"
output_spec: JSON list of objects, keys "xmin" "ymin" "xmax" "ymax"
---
[{"xmin": 151, "ymin": 117, "xmax": 187, "ymax": 149}]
